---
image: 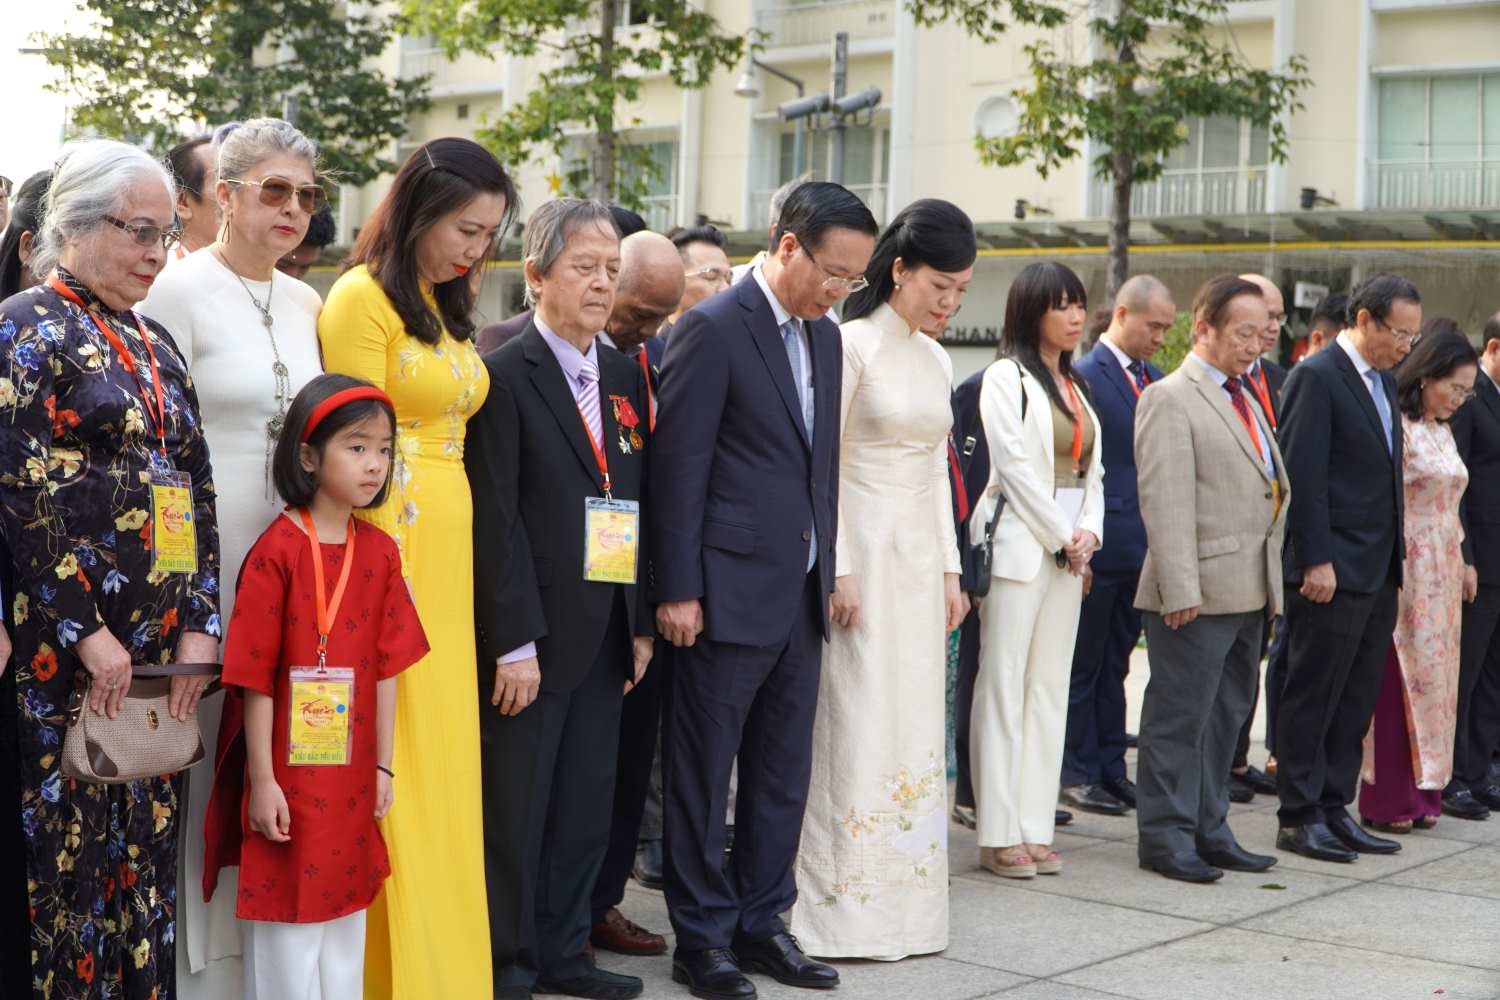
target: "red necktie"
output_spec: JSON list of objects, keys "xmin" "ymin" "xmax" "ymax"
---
[{"xmin": 947, "ymin": 434, "xmax": 970, "ymax": 525}]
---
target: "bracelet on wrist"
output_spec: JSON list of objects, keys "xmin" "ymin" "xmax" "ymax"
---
[{"xmin": 376, "ymin": 764, "xmax": 394, "ymax": 778}]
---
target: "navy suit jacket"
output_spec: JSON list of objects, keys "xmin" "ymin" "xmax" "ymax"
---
[
  {"xmin": 650, "ymin": 275, "xmax": 841, "ymax": 644},
  {"xmin": 1074, "ymin": 343, "xmax": 1163, "ymax": 577},
  {"xmin": 1279, "ymin": 343, "xmax": 1405, "ymax": 591},
  {"xmin": 1451, "ymin": 373, "xmax": 1500, "ymax": 583}
]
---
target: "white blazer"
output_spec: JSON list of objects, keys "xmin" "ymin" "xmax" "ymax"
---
[{"xmin": 969, "ymin": 358, "xmax": 1106, "ymax": 583}]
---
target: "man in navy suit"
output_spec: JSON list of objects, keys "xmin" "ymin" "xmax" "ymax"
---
[
  {"xmin": 652, "ymin": 182, "xmax": 877, "ymax": 999},
  {"xmin": 1275, "ymin": 273, "xmax": 1419, "ymax": 863},
  {"xmin": 1061, "ymin": 276, "xmax": 1173, "ymax": 815}
]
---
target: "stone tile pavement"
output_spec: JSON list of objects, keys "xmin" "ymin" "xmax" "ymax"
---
[{"xmin": 611, "ymin": 651, "xmax": 1500, "ymax": 999}]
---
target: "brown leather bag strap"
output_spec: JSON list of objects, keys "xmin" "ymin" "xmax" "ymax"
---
[{"xmin": 131, "ymin": 662, "xmax": 223, "ymax": 678}]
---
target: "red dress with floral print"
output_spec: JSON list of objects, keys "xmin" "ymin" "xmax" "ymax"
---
[{"xmin": 202, "ymin": 515, "xmax": 428, "ymax": 923}]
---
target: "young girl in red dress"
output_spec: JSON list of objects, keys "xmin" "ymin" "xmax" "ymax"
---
[{"xmin": 202, "ymin": 374, "xmax": 429, "ymax": 1000}]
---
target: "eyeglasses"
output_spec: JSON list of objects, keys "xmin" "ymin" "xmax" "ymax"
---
[
  {"xmin": 225, "ymin": 177, "xmax": 328, "ymax": 213},
  {"xmin": 687, "ymin": 265, "xmax": 733, "ymax": 285},
  {"xmin": 800, "ymin": 244, "xmax": 869, "ymax": 294},
  {"xmin": 1375, "ymin": 317, "xmax": 1420, "ymax": 346},
  {"xmin": 102, "ymin": 214, "xmax": 183, "ymax": 250}
]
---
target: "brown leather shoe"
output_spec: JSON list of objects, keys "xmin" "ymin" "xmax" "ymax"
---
[{"xmin": 590, "ymin": 907, "xmax": 667, "ymax": 956}]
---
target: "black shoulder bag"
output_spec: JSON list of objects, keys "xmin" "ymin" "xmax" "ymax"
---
[{"xmin": 964, "ymin": 361, "xmax": 1027, "ymax": 598}]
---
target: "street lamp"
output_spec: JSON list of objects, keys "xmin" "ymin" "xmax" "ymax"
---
[{"xmin": 734, "ymin": 58, "xmax": 807, "ymax": 178}]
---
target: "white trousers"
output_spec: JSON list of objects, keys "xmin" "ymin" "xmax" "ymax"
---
[
  {"xmin": 242, "ymin": 908, "xmax": 365, "ymax": 1000},
  {"xmin": 972, "ymin": 558, "xmax": 1083, "ymax": 847}
]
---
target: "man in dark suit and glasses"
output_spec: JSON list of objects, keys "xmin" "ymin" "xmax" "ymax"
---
[
  {"xmin": 466, "ymin": 199, "xmax": 656, "ymax": 1000},
  {"xmin": 1275, "ymin": 273, "xmax": 1419, "ymax": 863},
  {"xmin": 652, "ymin": 182, "xmax": 877, "ymax": 999},
  {"xmin": 1061, "ymin": 275, "xmax": 1172, "ymax": 816},
  {"xmin": 1445, "ymin": 312, "xmax": 1500, "ymax": 819}
]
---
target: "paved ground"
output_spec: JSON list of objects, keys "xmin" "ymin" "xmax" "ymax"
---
[{"xmin": 611, "ymin": 651, "xmax": 1500, "ymax": 999}]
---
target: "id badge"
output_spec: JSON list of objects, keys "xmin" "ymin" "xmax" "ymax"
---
[
  {"xmin": 583, "ymin": 497, "xmax": 640, "ymax": 584},
  {"xmin": 288, "ymin": 667, "xmax": 355, "ymax": 766},
  {"xmin": 149, "ymin": 466, "xmax": 198, "ymax": 575}
]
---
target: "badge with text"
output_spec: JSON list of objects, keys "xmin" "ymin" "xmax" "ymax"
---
[
  {"xmin": 149, "ymin": 467, "xmax": 198, "ymax": 575},
  {"xmin": 288, "ymin": 667, "xmax": 355, "ymax": 766},
  {"xmin": 583, "ymin": 497, "xmax": 640, "ymax": 584}
]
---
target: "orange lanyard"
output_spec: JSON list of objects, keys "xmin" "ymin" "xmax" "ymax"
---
[
  {"xmin": 573, "ymin": 394, "xmax": 613, "ymax": 499},
  {"xmin": 48, "ymin": 274, "xmax": 169, "ymax": 458},
  {"xmin": 1062, "ymin": 376, "xmax": 1085, "ymax": 474},
  {"xmin": 1124, "ymin": 363, "xmax": 1150, "ymax": 398},
  {"xmin": 1247, "ymin": 365, "xmax": 1277, "ymax": 431},
  {"xmin": 1229, "ymin": 395, "xmax": 1266, "ymax": 457},
  {"xmin": 297, "ymin": 508, "xmax": 356, "ymax": 669},
  {"xmin": 637, "ymin": 349, "xmax": 656, "ymax": 432}
]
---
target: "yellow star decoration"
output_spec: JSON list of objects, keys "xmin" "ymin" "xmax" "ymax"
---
[{"xmin": 545, "ymin": 170, "xmax": 564, "ymax": 194}]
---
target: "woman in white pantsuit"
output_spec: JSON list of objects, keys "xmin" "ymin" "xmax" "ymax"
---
[{"xmin": 969, "ymin": 261, "xmax": 1104, "ymax": 879}]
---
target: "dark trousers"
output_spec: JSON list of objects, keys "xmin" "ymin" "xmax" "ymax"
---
[
  {"xmin": 1137, "ymin": 609, "xmax": 1263, "ymax": 861},
  {"xmin": 954, "ymin": 607, "xmax": 980, "ymax": 809},
  {"xmin": 1451, "ymin": 584, "xmax": 1500, "ymax": 791},
  {"xmin": 663, "ymin": 572, "xmax": 823, "ymax": 952},
  {"xmin": 1061, "ymin": 569, "xmax": 1140, "ymax": 786},
  {"xmin": 1232, "ymin": 615, "xmax": 1278, "ymax": 769},
  {"xmin": 482, "ymin": 596, "xmax": 629, "ymax": 991},
  {"xmin": 1263, "ymin": 615, "xmax": 1289, "ymax": 756},
  {"xmin": 591, "ymin": 642, "xmax": 669, "ymax": 924},
  {"xmin": 1275, "ymin": 580, "xmax": 1399, "ymax": 827}
]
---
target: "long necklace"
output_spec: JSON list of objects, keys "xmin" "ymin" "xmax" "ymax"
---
[{"xmin": 216, "ymin": 248, "xmax": 292, "ymax": 495}]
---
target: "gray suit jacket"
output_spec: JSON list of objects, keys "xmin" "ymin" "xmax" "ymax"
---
[{"xmin": 1134, "ymin": 355, "xmax": 1290, "ymax": 617}]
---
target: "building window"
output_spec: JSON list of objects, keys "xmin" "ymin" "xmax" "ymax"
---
[
  {"xmin": 1374, "ymin": 73, "xmax": 1500, "ymax": 209},
  {"xmin": 616, "ymin": 1, "xmax": 654, "ymax": 26},
  {"xmin": 774, "ymin": 124, "xmax": 891, "ymax": 222},
  {"xmin": 620, "ymin": 140, "xmax": 679, "ymax": 231},
  {"xmin": 1088, "ymin": 114, "xmax": 1269, "ymax": 217},
  {"xmin": 457, "ymin": 103, "xmax": 470, "ymax": 120}
]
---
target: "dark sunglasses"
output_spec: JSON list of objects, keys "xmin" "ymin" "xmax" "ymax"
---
[
  {"xmin": 226, "ymin": 177, "xmax": 327, "ymax": 213},
  {"xmin": 103, "ymin": 215, "xmax": 183, "ymax": 250}
]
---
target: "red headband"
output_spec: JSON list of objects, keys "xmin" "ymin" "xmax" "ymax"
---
[{"xmin": 302, "ymin": 386, "xmax": 396, "ymax": 442}]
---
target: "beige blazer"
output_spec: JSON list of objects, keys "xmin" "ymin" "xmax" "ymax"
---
[
  {"xmin": 1133, "ymin": 355, "xmax": 1290, "ymax": 617},
  {"xmin": 970, "ymin": 358, "xmax": 1106, "ymax": 583}
]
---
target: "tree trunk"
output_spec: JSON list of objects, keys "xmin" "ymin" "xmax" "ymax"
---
[
  {"xmin": 591, "ymin": 0, "xmax": 617, "ymax": 202},
  {"xmin": 1108, "ymin": 148, "xmax": 1132, "ymax": 301}
]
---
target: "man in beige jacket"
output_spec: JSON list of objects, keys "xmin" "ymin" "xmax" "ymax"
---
[{"xmin": 1133, "ymin": 275, "xmax": 1291, "ymax": 884}]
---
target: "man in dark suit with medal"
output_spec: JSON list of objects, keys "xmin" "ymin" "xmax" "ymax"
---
[
  {"xmin": 651, "ymin": 182, "xmax": 877, "ymax": 1000},
  {"xmin": 467, "ymin": 199, "xmax": 655, "ymax": 1000}
]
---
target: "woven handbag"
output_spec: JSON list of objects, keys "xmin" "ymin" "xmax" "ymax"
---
[{"xmin": 62, "ymin": 662, "xmax": 221, "ymax": 784}]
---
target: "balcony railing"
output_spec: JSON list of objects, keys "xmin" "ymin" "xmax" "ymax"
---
[
  {"xmin": 1090, "ymin": 166, "xmax": 1268, "ymax": 218},
  {"xmin": 751, "ymin": 182, "xmax": 888, "ymax": 228},
  {"xmin": 756, "ymin": 0, "xmax": 896, "ymax": 48},
  {"xmin": 1369, "ymin": 159, "xmax": 1500, "ymax": 211},
  {"xmin": 398, "ymin": 46, "xmax": 505, "ymax": 92}
]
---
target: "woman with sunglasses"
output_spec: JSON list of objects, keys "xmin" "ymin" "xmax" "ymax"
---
[
  {"xmin": 0, "ymin": 138, "xmax": 221, "ymax": 1000},
  {"xmin": 139, "ymin": 117, "xmax": 326, "ymax": 1000}
]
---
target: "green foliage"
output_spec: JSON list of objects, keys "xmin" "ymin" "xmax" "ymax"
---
[
  {"xmin": 406, "ymin": 0, "xmax": 747, "ymax": 206},
  {"xmin": 1155, "ymin": 311, "xmax": 1195, "ymax": 374},
  {"xmin": 39, "ymin": 0, "xmax": 429, "ymax": 188}
]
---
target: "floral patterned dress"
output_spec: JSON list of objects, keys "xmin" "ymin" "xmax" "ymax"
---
[{"xmin": 0, "ymin": 272, "xmax": 220, "ymax": 1000}]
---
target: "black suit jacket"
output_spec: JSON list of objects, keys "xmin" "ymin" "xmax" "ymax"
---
[
  {"xmin": 1243, "ymin": 358, "xmax": 1288, "ymax": 428},
  {"xmin": 467, "ymin": 323, "xmax": 653, "ymax": 693},
  {"xmin": 476, "ymin": 309, "xmax": 533, "ymax": 356},
  {"xmin": 650, "ymin": 274, "xmax": 841, "ymax": 644},
  {"xmin": 950, "ymin": 368, "xmax": 989, "ymax": 592},
  {"xmin": 1279, "ymin": 343, "xmax": 1404, "ymax": 591},
  {"xmin": 1452, "ymin": 373, "xmax": 1500, "ymax": 583}
]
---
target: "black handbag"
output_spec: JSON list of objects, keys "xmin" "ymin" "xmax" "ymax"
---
[{"xmin": 963, "ymin": 361, "xmax": 1027, "ymax": 599}]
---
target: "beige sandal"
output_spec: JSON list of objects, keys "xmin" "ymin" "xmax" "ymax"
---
[
  {"xmin": 980, "ymin": 845, "xmax": 1037, "ymax": 879},
  {"xmin": 1024, "ymin": 842, "xmax": 1063, "ymax": 875}
]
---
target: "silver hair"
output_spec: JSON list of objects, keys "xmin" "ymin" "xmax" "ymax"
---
[
  {"xmin": 30, "ymin": 139, "xmax": 177, "ymax": 281},
  {"xmin": 216, "ymin": 117, "xmax": 319, "ymax": 184},
  {"xmin": 521, "ymin": 198, "xmax": 620, "ymax": 307},
  {"xmin": 768, "ymin": 173, "xmax": 813, "ymax": 227}
]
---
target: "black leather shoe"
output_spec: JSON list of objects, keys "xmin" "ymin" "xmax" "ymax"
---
[
  {"xmin": 1474, "ymin": 784, "xmax": 1500, "ymax": 812},
  {"xmin": 1328, "ymin": 814, "xmax": 1402, "ymax": 854},
  {"xmin": 1101, "ymin": 777, "xmax": 1137, "ymax": 808},
  {"xmin": 1201, "ymin": 843, "xmax": 1278, "ymax": 873},
  {"xmin": 1055, "ymin": 808, "xmax": 1074, "ymax": 826},
  {"xmin": 1276, "ymin": 823, "xmax": 1357, "ymax": 863},
  {"xmin": 1238, "ymin": 765, "xmax": 1278, "ymax": 796},
  {"xmin": 535, "ymin": 968, "xmax": 644, "ymax": 999},
  {"xmin": 1139, "ymin": 852, "xmax": 1223, "ymax": 883},
  {"xmin": 1441, "ymin": 789, "xmax": 1492, "ymax": 821},
  {"xmin": 633, "ymin": 838, "xmax": 664, "ymax": 890},
  {"xmin": 1060, "ymin": 783, "xmax": 1129, "ymax": 815},
  {"xmin": 734, "ymin": 932, "xmax": 838, "ymax": 990},
  {"xmin": 672, "ymin": 948, "xmax": 756, "ymax": 1000},
  {"xmin": 1227, "ymin": 773, "xmax": 1255, "ymax": 803}
]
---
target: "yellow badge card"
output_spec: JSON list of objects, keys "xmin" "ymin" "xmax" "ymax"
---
[
  {"xmin": 583, "ymin": 497, "xmax": 640, "ymax": 584},
  {"xmin": 288, "ymin": 667, "xmax": 355, "ymax": 766},
  {"xmin": 149, "ymin": 469, "xmax": 198, "ymax": 575}
]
